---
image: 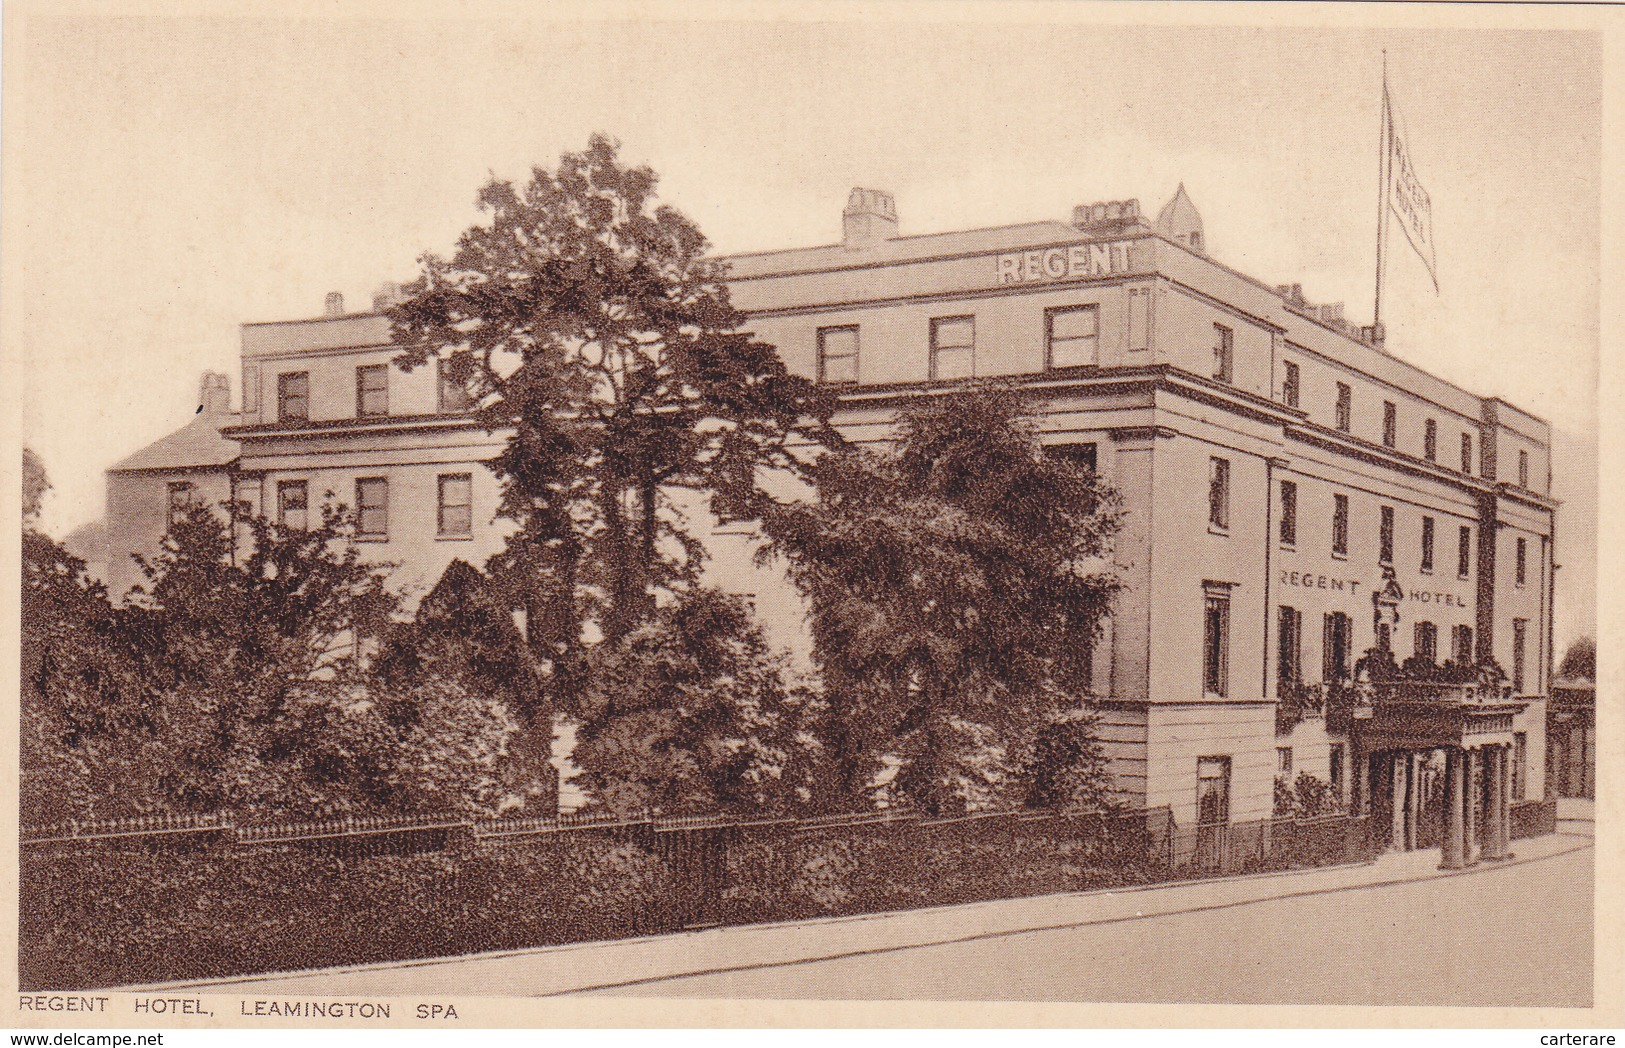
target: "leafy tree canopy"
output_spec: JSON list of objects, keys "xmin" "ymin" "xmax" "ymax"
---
[
  {"xmin": 388, "ymin": 134, "xmax": 835, "ymax": 670},
  {"xmin": 761, "ymin": 384, "xmax": 1123, "ymax": 814},
  {"xmin": 1558, "ymin": 635, "xmax": 1595, "ymax": 681}
]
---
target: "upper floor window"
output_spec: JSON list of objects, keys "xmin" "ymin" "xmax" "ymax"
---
[
  {"xmin": 1458, "ymin": 524, "xmax": 1473, "ymax": 579},
  {"xmin": 166, "ymin": 482, "xmax": 195, "ymax": 529},
  {"xmin": 438, "ymin": 473, "xmax": 473, "ymax": 538},
  {"xmin": 1282, "ymin": 360, "xmax": 1300, "ymax": 409},
  {"xmin": 1212, "ymin": 324, "xmax": 1233, "ymax": 383},
  {"xmin": 1519, "ymin": 449, "xmax": 1530, "ymax": 488},
  {"xmin": 355, "ymin": 477, "xmax": 389, "ymax": 539},
  {"xmin": 1516, "ymin": 537, "xmax": 1528, "ymax": 587},
  {"xmin": 1277, "ymin": 747, "xmax": 1294, "ymax": 777},
  {"xmin": 1203, "ymin": 586, "xmax": 1231, "ymax": 698},
  {"xmin": 1323, "ymin": 610, "xmax": 1352, "ymax": 682},
  {"xmin": 1424, "ymin": 419, "xmax": 1438, "ymax": 462},
  {"xmin": 1382, "ymin": 401, "xmax": 1397, "ymax": 448},
  {"xmin": 1414, "ymin": 621, "xmax": 1438, "ymax": 663},
  {"xmin": 1208, "ymin": 457, "xmax": 1230, "ymax": 531},
  {"xmin": 1278, "ymin": 479, "xmax": 1298, "ymax": 547},
  {"xmin": 1379, "ymin": 505, "xmax": 1395, "ymax": 565},
  {"xmin": 817, "ymin": 325, "xmax": 860, "ymax": 384},
  {"xmin": 277, "ymin": 480, "xmax": 308, "ymax": 531},
  {"xmin": 1051, "ymin": 442, "xmax": 1098, "ymax": 476},
  {"xmin": 929, "ymin": 316, "xmax": 975, "ymax": 381},
  {"xmin": 1512, "ymin": 618, "xmax": 1528, "ymax": 692},
  {"xmin": 1452, "ymin": 624, "xmax": 1473, "ymax": 665},
  {"xmin": 1332, "ymin": 493, "xmax": 1349, "ymax": 556},
  {"xmin": 1277, "ymin": 604, "xmax": 1303, "ymax": 686},
  {"xmin": 1335, "ymin": 383, "xmax": 1352, "ymax": 432},
  {"xmin": 1047, "ymin": 305, "xmax": 1100, "ymax": 369},
  {"xmin": 437, "ymin": 358, "xmax": 474, "ymax": 412},
  {"xmin": 1421, "ymin": 515, "xmax": 1435, "ymax": 573},
  {"xmin": 356, "ymin": 364, "xmax": 388, "ymax": 417},
  {"xmin": 1460, "ymin": 432, "xmax": 1473, "ymax": 473},
  {"xmin": 277, "ymin": 371, "xmax": 310, "ymax": 422}
]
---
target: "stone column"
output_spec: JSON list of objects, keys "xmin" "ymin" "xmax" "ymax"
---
[
  {"xmin": 1406, "ymin": 751, "xmax": 1423, "ymax": 850},
  {"xmin": 1389, "ymin": 752, "xmax": 1407, "ymax": 851},
  {"xmin": 1440, "ymin": 747, "xmax": 1467, "ymax": 870},
  {"xmin": 1463, "ymin": 747, "xmax": 1480, "ymax": 865},
  {"xmin": 1482, "ymin": 745, "xmax": 1509, "ymax": 860}
]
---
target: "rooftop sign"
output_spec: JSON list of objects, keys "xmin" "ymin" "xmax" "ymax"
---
[{"xmin": 994, "ymin": 241, "xmax": 1133, "ymax": 285}]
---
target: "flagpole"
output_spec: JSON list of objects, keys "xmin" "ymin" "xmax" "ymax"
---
[{"xmin": 1373, "ymin": 50, "xmax": 1390, "ymax": 332}]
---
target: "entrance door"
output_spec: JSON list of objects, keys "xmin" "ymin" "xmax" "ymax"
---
[{"xmin": 1195, "ymin": 756, "xmax": 1232, "ymax": 874}]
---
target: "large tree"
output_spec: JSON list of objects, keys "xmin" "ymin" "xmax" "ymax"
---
[
  {"xmin": 762, "ymin": 385, "xmax": 1124, "ymax": 814},
  {"xmin": 388, "ymin": 136, "xmax": 834, "ymax": 705},
  {"xmin": 1557, "ymin": 635, "xmax": 1595, "ymax": 681}
]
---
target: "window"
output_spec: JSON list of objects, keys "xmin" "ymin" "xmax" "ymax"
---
[
  {"xmin": 1196, "ymin": 756, "xmax": 1232, "ymax": 826},
  {"xmin": 1424, "ymin": 419, "xmax": 1438, "ymax": 461},
  {"xmin": 1278, "ymin": 480, "xmax": 1297, "ymax": 547},
  {"xmin": 817, "ymin": 326, "xmax": 859, "ymax": 384},
  {"xmin": 1458, "ymin": 525, "xmax": 1473, "ymax": 579},
  {"xmin": 1046, "ymin": 305, "xmax": 1100, "ymax": 369},
  {"xmin": 437, "ymin": 358, "xmax": 474, "ymax": 412},
  {"xmin": 1277, "ymin": 605, "xmax": 1303, "ymax": 686},
  {"xmin": 1414, "ymin": 621, "xmax": 1438, "ymax": 663},
  {"xmin": 1323, "ymin": 611, "xmax": 1352, "ymax": 682},
  {"xmin": 1208, "ymin": 457, "xmax": 1230, "ymax": 531},
  {"xmin": 1332, "ymin": 494, "xmax": 1349, "ymax": 556},
  {"xmin": 1379, "ymin": 505, "xmax": 1394, "ymax": 565},
  {"xmin": 1452, "ymin": 624, "xmax": 1474, "ymax": 665},
  {"xmin": 1516, "ymin": 537, "xmax": 1528, "ymax": 587},
  {"xmin": 355, "ymin": 477, "xmax": 388, "ymax": 539},
  {"xmin": 1329, "ymin": 744, "xmax": 1345, "ymax": 801},
  {"xmin": 1512, "ymin": 618, "xmax": 1528, "ymax": 692},
  {"xmin": 277, "ymin": 480, "xmax": 308, "ymax": 531},
  {"xmin": 438, "ymin": 473, "xmax": 473, "ymax": 538},
  {"xmin": 929, "ymin": 316, "xmax": 975, "ymax": 380},
  {"xmin": 166, "ymin": 481, "xmax": 195, "ymax": 529},
  {"xmin": 1203, "ymin": 588, "xmax": 1231, "ymax": 698},
  {"xmin": 1382, "ymin": 401, "xmax": 1397, "ymax": 448},
  {"xmin": 1335, "ymin": 383, "xmax": 1352, "ymax": 432},
  {"xmin": 1512, "ymin": 733, "xmax": 1527, "ymax": 801},
  {"xmin": 356, "ymin": 364, "xmax": 388, "ymax": 417},
  {"xmin": 1051, "ymin": 442, "xmax": 1097, "ymax": 475},
  {"xmin": 1519, "ymin": 449, "xmax": 1530, "ymax": 488},
  {"xmin": 277, "ymin": 371, "xmax": 310, "ymax": 422},
  {"xmin": 1277, "ymin": 747, "xmax": 1294, "ymax": 777},
  {"xmin": 1128, "ymin": 287, "xmax": 1152, "ymax": 351},
  {"xmin": 1212, "ymin": 324, "xmax": 1233, "ymax": 383},
  {"xmin": 1421, "ymin": 516, "xmax": 1435, "ymax": 572},
  {"xmin": 1460, "ymin": 432, "xmax": 1473, "ymax": 473},
  {"xmin": 1282, "ymin": 360, "xmax": 1300, "ymax": 409},
  {"xmin": 1377, "ymin": 621, "xmax": 1392, "ymax": 652}
]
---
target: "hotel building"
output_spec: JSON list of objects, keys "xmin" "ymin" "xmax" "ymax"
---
[{"xmin": 105, "ymin": 185, "xmax": 1557, "ymax": 863}]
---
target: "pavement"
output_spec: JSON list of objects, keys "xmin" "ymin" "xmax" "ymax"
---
[{"xmin": 140, "ymin": 818, "xmax": 1595, "ymax": 1001}]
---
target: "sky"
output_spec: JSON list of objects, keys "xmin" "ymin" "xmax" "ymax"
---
[{"xmin": 5, "ymin": 5, "xmax": 1603, "ymax": 652}]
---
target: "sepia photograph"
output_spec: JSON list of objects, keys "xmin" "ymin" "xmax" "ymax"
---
[{"xmin": 5, "ymin": 0, "xmax": 1616, "ymax": 1031}]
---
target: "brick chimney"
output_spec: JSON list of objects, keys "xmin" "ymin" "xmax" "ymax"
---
[
  {"xmin": 199, "ymin": 371, "xmax": 232, "ymax": 415},
  {"xmin": 842, "ymin": 188, "xmax": 898, "ymax": 249},
  {"xmin": 324, "ymin": 291, "xmax": 345, "ymax": 317}
]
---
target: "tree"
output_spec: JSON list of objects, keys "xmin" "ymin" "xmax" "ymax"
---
[
  {"xmin": 25, "ymin": 502, "xmax": 520, "ymax": 821},
  {"xmin": 23, "ymin": 447, "xmax": 50, "ymax": 525},
  {"xmin": 762, "ymin": 385, "xmax": 1123, "ymax": 814},
  {"xmin": 570, "ymin": 587, "xmax": 824, "ymax": 816},
  {"xmin": 1557, "ymin": 635, "xmax": 1595, "ymax": 681},
  {"xmin": 387, "ymin": 136, "xmax": 834, "ymax": 704}
]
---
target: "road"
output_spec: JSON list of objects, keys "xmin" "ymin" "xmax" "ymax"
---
[{"xmin": 585, "ymin": 841, "xmax": 1592, "ymax": 1006}]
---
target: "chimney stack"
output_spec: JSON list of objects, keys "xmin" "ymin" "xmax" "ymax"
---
[
  {"xmin": 324, "ymin": 291, "xmax": 345, "ymax": 317},
  {"xmin": 199, "ymin": 371, "xmax": 232, "ymax": 415},
  {"xmin": 372, "ymin": 282, "xmax": 406, "ymax": 312},
  {"xmin": 842, "ymin": 188, "xmax": 899, "ymax": 249}
]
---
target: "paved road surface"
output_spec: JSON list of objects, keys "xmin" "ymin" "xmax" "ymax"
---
[{"xmin": 585, "ymin": 842, "xmax": 1592, "ymax": 1006}]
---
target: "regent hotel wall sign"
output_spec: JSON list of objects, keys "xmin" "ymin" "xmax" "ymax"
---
[{"xmin": 994, "ymin": 241, "xmax": 1133, "ymax": 285}]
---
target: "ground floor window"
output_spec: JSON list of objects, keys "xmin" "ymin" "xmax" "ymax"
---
[
  {"xmin": 1323, "ymin": 611, "xmax": 1352, "ymax": 681},
  {"xmin": 1197, "ymin": 756, "xmax": 1232, "ymax": 826},
  {"xmin": 1277, "ymin": 746, "xmax": 1293, "ymax": 777},
  {"xmin": 1329, "ymin": 743, "xmax": 1345, "ymax": 801},
  {"xmin": 277, "ymin": 479, "xmax": 308, "ymax": 531},
  {"xmin": 1512, "ymin": 732, "xmax": 1527, "ymax": 801}
]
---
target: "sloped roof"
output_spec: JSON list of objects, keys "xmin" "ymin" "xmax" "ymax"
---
[
  {"xmin": 722, "ymin": 220, "xmax": 1089, "ymax": 279},
  {"xmin": 108, "ymin": 410, "xmax": 241, "ymax": 473}
]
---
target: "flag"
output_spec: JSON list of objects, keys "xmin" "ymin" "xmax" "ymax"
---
[{"xmin": 1386, "ymin": 83, "xmax": 1438, "ymax": 292}]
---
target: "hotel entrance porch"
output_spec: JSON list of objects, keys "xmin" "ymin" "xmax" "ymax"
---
[{"xmin": 1349, "ymin": 680, "xmax": 1526, "ymax": 870}]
